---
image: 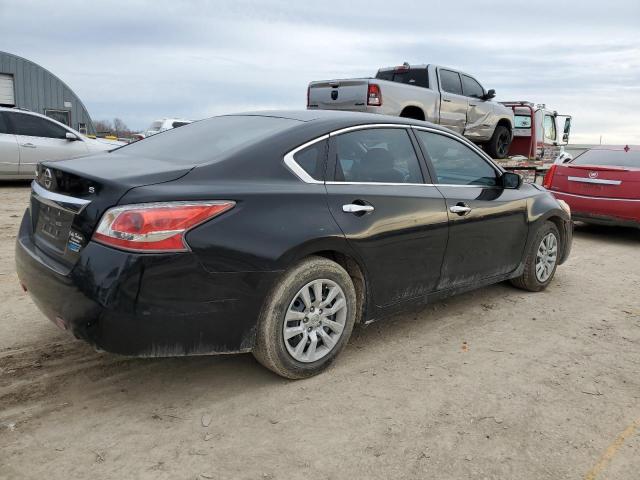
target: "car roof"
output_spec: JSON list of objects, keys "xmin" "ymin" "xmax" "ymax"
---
[{"xmin": 226, "ymin": 109, "xmax": 444, "ymax": 130}]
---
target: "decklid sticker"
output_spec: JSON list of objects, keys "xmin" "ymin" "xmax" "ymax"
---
[{"xmin": 67, "ymin": 230, "xmax": 85, "ymax": 253}]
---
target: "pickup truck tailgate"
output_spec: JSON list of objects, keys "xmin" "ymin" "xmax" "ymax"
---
[{"xmin": 308, "ymin": 79, "xmax": 368, "ymax": 111}]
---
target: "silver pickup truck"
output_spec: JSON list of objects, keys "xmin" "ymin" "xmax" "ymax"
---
[{"xmin": 307, "ymin": 63, "xmax": 514, "ymax": 158}]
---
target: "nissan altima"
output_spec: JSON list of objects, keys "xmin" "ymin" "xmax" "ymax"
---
[{"xmin": 15, "ymin": 111, "xmax": 572, "ymax": 378}]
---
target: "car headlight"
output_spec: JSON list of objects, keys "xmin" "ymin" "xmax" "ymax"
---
[{"xmin": 558, "ymin": 199, "xmax": 571, "ymax": 215}]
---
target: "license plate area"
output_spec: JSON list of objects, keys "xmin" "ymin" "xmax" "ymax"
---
[{"xmin": 34, "ymin": 201, "xmax": 75, "ymax": 254}]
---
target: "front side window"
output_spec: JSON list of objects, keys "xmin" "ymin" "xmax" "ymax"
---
[
  {"xmin": 461, "ymin": 75, "xmax": 484, "ymax": 98},
  {"xmin": 8, "ymin": 112, "xmax": 68, "ymax": 139},
  {"xmin": 0, "ymin": 113, "xmax": 9, "ymax": 134},
  {"xmin": 514, "ymin": 115, "xmax": 532, "ymax": 128},
  {"xmin": 543, "ymin": 115, "xmax": 556, "ymax": 141},
  {"xmin": 334, "ymin": 128, "xmax": 423, "ymax": 184},
  {"xmin": 45, "ymin": 109, "xmax": 71, "ymax": 127},
  {"xmin": 416, "ymin": 131, "xmax": 497, "ymax": 186},
  {"xmin": 439, "ymin": 70, "xmax": 463, "ymax": 95}
]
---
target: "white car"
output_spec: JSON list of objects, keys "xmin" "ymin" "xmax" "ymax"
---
[
  {"xmin": 0, "ymin": 107, "xmax": 123, "ymax": 180},
  {"xmin": 143, "ymin": 118, "xmax": 192, "ymax": 137}
]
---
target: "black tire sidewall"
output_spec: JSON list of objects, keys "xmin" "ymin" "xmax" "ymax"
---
[
  {"xmin": 527, "ymin": 222, "xmax": 561, "ymax": 290},
  {"xmin": 256, "ymin": 258, "xmax": 357, "ymax": 378}
]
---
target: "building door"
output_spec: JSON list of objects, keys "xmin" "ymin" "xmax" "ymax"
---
[{"xmin": 0, "ymin": 74, "xmax": 15, "ymax": 107}]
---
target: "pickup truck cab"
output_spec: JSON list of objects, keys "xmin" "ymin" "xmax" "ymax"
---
[{"xmin": 308, "ymin": 64, "xmax": 514, "ymax": 158}]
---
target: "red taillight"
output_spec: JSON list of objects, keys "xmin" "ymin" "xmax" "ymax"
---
[
  {"xmin": 367, "ymin": 83, "xmax": 382, "ymax": 106},
  {"xmin": 542, "ymin": 164, "xmax": 558, "ymax": 189},
  {"xmin": 93, "ymin": 201, "xmax": 235, "ymax": 252}
]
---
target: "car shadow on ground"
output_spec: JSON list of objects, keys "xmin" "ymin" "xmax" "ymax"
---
[
  {"xmin": 573, "ymin": 221, "xmax": 640, "ymax": 244},
  {"xmin": 1, "ymin": 280, "xmax": 508, "ymax": 419}
]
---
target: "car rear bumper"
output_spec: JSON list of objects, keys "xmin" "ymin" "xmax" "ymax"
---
[
  {"xmin": 15, "ymin": 211, "xmax": 281, "ymax": 356},
  {"xmin": 553, "ymin": 191, "xmax": 640, "ymax": 228}
]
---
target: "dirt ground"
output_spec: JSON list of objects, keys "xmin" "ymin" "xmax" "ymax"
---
[{"xmin": 0, "ymin": 182, "xmax": 638, "ymax": 480}]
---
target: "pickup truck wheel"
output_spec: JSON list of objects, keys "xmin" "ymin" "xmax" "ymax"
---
[
  {"xmin": 510, "ymin": 221, "xmax": 561, "ymax": 292},
  {"xmin": 252, "ymin": 256, "xmax": 357, "ymax": 379},
  {"xmin": 486, "ymin": 125, "xmax": 511, "ymax": 159}
]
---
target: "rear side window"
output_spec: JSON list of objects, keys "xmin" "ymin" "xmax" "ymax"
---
[
  {"xmin": 461, "ymin": 75, "xmax": 484, "ymax": 98},
  {"xmin": 7, "ymin": 112, "xmax": 68, "ymax": 139},
  {"xmin": 116, "ymin": 115, "xmax": 300, "ymax": 165},
  {"xmin": 375, "ymin": 68, "xmax": 429, "ymax": 88},
  {"xmin": 439, "ymin": 70, "xmax": 463, "ymax": 95},
  {"xmin": 294, "ymin": 140, "xmax": 327, "ymax": 180},
  {"xmin": 333, "ymin": 128, "xmax": 423, "ymax": 184},
  {"xmin": 573, "ymin": 149, "xmax": 640, "ymax": 168},
  {"xmin": 416, "ymin": 131, "xmax": 497, "ymax": 186},
  {"xmin": 514, "ymin": 115, "xmax": 532, "ymax": 128},
  {"xmin": 172, "ymin": 121, "xmax": 190, "ymax": 128}
]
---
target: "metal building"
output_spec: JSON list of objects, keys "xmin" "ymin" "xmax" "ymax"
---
[{"xmin": 0, "ymin": 51, "xmax": 95, "ymax": 134}]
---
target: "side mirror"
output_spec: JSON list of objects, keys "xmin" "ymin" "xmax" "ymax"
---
[
  {"xmin": 483, "ymin": 89, "xmax": 496, "ymax": 100},
  {"xmin": 501, "ymin": 171, "xmax": 522, "ymax": 189},
  {"xmin": 65, "ymin": 132, "xmax": 79, "ymax": 141}
]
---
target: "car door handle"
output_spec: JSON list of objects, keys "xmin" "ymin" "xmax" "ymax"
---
[
  {"xmin": 469, "ymin": 104, "xmax": 478, "ymax": 107},
  {"xmin": 442, "ymin": 99, "xmax": 452, "ymax": 103},
  {"xmin": 449, "ymin": 204, "xmax": 472, "ymax": 215},
  {"xmin": 21, "ymin": 143, "xmax": 37, "ymax": 148},
  {"xmin": 343, "ymin": 204, "xmax": 374, "ymax": 214}
]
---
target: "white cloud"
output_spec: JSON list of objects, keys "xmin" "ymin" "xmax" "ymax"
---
[{"xmin": 1, "ymin": 0, "xmax": 638, "ymax": 143}]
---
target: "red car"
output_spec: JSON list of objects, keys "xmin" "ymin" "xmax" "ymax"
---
[{"xmin": 543, "ymin": 146, "xmax": 639, "ymax": 228}]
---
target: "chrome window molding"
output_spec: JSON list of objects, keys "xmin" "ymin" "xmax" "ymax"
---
[
  {"xmin": 282, "ymin": 134, "xmax": 328, "ymax": 185},
  {"xmin": 283, "ymin": 122, "xmax": 504, "ymax": 187},
  {"xmin": 31, "ymin": 180, "xmax": 91, "ymax": 214},
  {"xmin": 568, "ymin": 176, "xmax": 621, "ymax": 186}
]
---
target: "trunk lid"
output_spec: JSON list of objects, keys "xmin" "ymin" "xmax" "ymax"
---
[
  {"xmin": 308, "ymin": 79, "xmax": 369, "ymax": 111},
  {"xmin": 550, "ymin": 164, "xmax": 640, "ymax": 199},
  {"xmin": 30, "ymin": 152, "xmax": 193, "ymax": 267}
]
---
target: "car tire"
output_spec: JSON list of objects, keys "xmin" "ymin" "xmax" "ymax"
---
[
  {"xmin": 510, "ymin": 221, "xmax": 561, "ymax": 292},
  {"xmin": 485, "ymin": 125, "xmax": 511, "ymax": 159},
  {"xmin": 252, "ymin": 256, "xmax": 357, "ymax": 379}
]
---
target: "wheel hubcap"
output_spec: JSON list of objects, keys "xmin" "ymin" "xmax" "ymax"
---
[
  {"xmin": 535, "ymin": 232, "xmax": 558, "ymax": 282},
  {"xmin": 283, "ymin": 279, "xmax": 347, "ymax": 363}
]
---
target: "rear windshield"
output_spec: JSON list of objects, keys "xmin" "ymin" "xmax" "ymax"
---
[
  {"xmin": 375, "ymin": 68, "xmax": 429, "ymax": 88},
  {"xmin": 572, "ymin": 149, "xmax": 640, "ymax": 168},
  {"xmin": 115, "ymin": 115, "xmax": 300, "ymax": 164}
]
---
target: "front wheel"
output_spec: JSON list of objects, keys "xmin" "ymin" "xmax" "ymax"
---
[
  {"xmin": 510, "ymin": 221, "xmax": 561, "ymax": 292},
  {"xmin": 253, "ymin": 256, "xmax": 357, "ymax": 379},
  {"xmin": 485, "ymin": 125, "xmax": 511, "ymax": 159}
]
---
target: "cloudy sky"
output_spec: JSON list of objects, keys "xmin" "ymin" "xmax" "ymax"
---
[{"xmin": 2, "ymin": 0, "xmax": 639, "ymax": 143}]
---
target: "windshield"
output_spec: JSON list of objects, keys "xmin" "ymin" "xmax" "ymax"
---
[
  {"xmin": 116, "ymin": 115, "xmax": 300, "ymax": 165},
  {"xmin": 572, "ymin": 149, "xmax": 640, "ymax": 168}
]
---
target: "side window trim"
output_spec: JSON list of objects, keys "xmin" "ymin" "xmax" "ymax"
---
[
  {"xmin": 284, "ymin": 124, "xmax": 504, "ymax": 186},
  {"xmin": 411, "ymin": 126, "xmax": 503, "ymax": 186},
  {"xmin": 283, "ymin": 135, "xmax": 329, "ymax": 184}
]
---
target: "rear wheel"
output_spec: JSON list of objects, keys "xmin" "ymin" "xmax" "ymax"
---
[
  {"xmin": 511, "ymin": 221, "xmax": 561, "ymax": 292},
  {"xmin": 486, "ymin": 125, "xmax": 511, "ymax": 159},
  {"xmin": 253, "ymin": 256, "xmax": 357, "ymax": 379}
]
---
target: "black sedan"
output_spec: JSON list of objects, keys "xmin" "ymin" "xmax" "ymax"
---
[{"xmin": 15, "ymin": 111, "xmax": 572, "ymax": 378}]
